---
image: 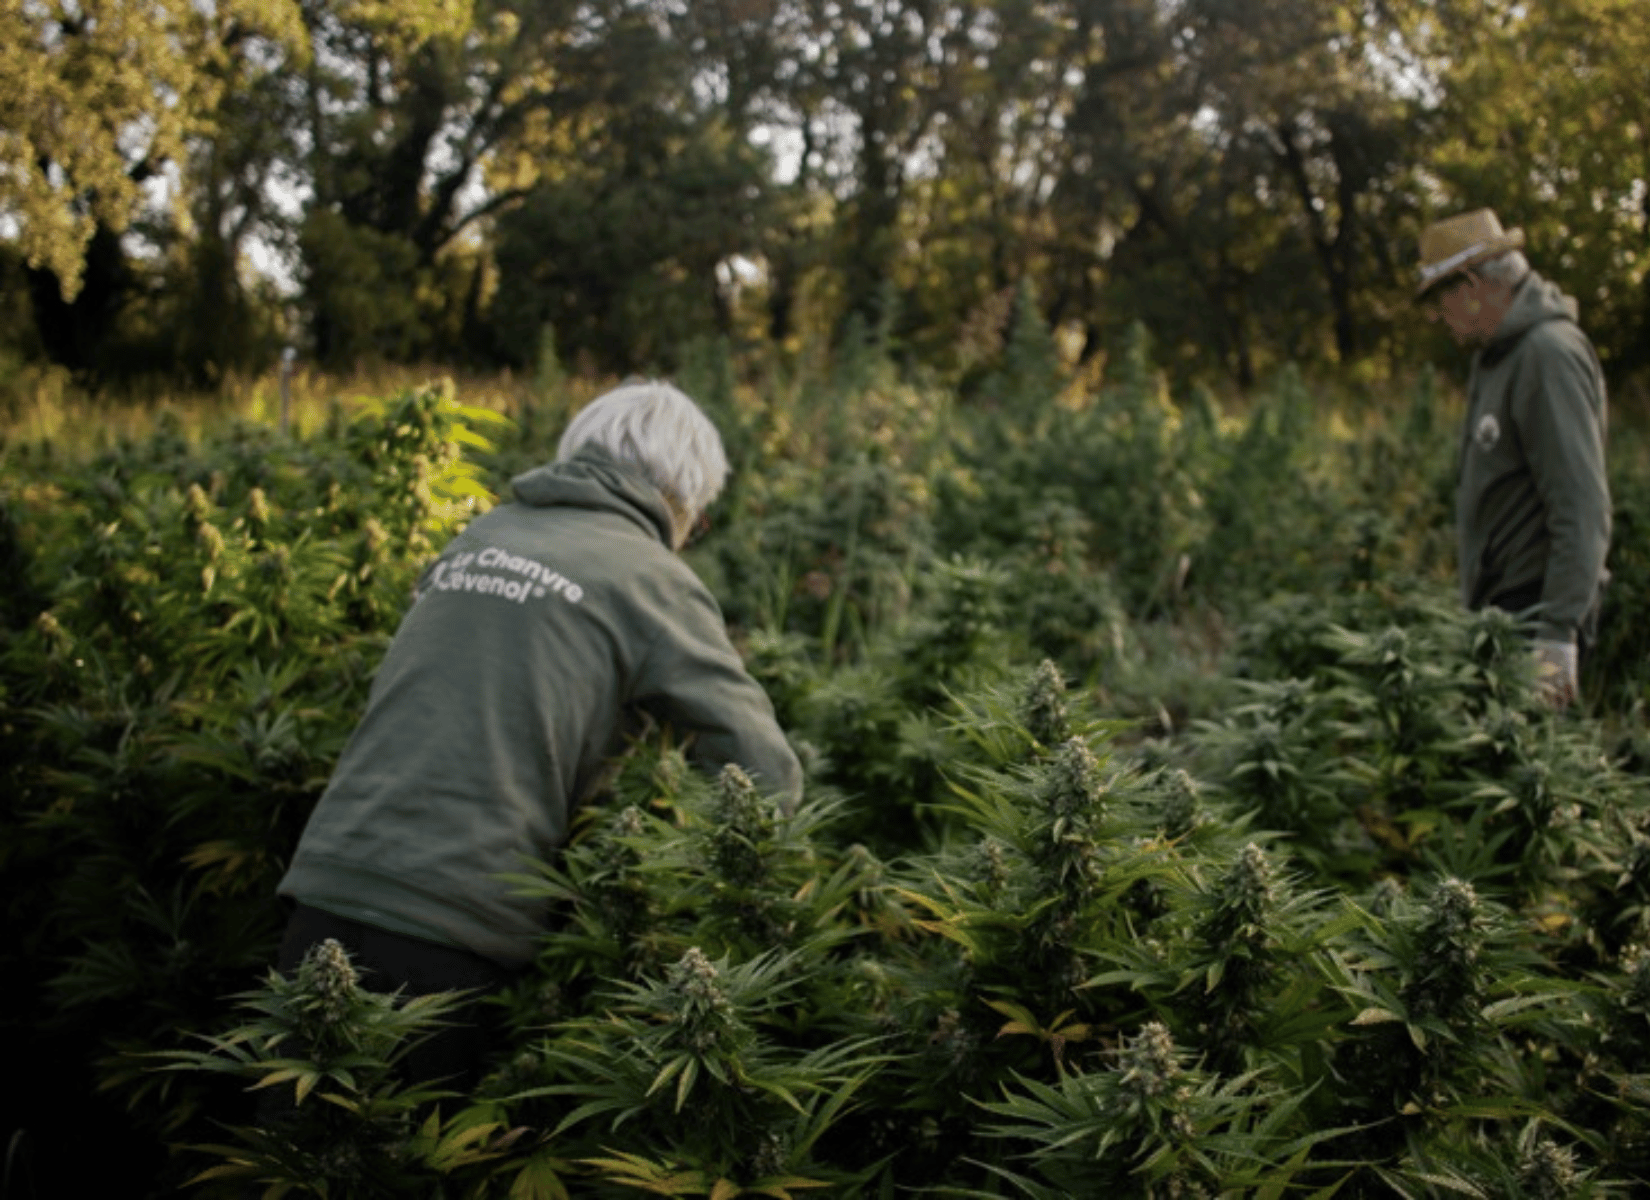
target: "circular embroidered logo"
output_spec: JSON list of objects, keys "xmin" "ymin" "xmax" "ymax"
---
[{"xmin": 1474, "ymin": 413, "xmax": 1501, "ymax": 453}]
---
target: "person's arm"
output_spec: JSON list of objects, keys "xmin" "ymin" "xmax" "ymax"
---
[
  {"xmin": 629, "ymin": 568, "xmax": 803, "ymax": 810},
  {"xmin": 1511, "ymin": 326, "xmax": 1610, "ymax": 644}
]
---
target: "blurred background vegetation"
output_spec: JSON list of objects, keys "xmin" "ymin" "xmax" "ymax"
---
[
  {"xmin": 8, "ymin": 2, "xmax": 1650, "ymax": 1196},
  {"xmin": 2, "ymin": 0, "xmax": 1648, "ymax": 404}
]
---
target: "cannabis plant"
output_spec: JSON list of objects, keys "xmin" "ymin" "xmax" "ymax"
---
[
  {"xmin": 527, "ymin": 946, "xmax": 885, "ymax": 1196},
  {"xmin": 158, "ymin": 939, "xmax": 540, "ymax": 1199},
  {"xmin": 975, "ymin": 1019, "xmax": 1339, "ymax": 1197}
]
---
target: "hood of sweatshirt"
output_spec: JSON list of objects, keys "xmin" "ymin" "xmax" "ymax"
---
[
  {"xmin": 507, "ymin": 444, "xmax": 676, "ymax": 545},
  {"xmin": 1485, "ymin": 271, "xmax": 1579, "ymax": 357}
]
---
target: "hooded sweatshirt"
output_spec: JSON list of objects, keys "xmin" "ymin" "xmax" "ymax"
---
[
  {"xmin": 1455, "ymin": 271, "xmax": 1610, "ymax": 643},
  {"xmin": 278, "ymin": 444, "xmax": 802, "ymax": 966}
]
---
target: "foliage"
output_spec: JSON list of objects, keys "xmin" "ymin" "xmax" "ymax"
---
[
  {"xmin": 7, "ymin": 356, "xmax": 1650, "ymax": 1197},
  {"xmin": 0, "ymin": 0, "xmax": 305, "ymax": 300},
  {"xmin": 6, "ymin": 1, "xmax": 1650, "ymax": 392},
  {"xmin": 0, "ymin": 380, "xmax": 504, "ymax": 1193}
]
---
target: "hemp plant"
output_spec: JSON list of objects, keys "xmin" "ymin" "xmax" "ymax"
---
[
  {"xmin": 156, "ymin": 939, "xmax": 535, "ymax": 1198},
  {"xmin": 503, "ymin": 796, "xmax": 674, "ymax": 999},
  {"xmin": 974, "ymin": 1019, "xmax": 1334, "ymax": 1197},
  {"xmin": 1190, "ymin": 680, "xmax": 1350, "ymax": 861},
  {"xmin": 1328, "ymin": 876, "xmax": 1579, "ymax": 1186},
  {"xmin": 925, "ymin": 729, "xmax": 1134, "ymax": 1019},
  {"xmin": 528, "ymin": 946, "xmax": 885, "ymax": 1195}
]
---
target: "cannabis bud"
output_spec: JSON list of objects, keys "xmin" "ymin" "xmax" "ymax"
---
[
  {"xmin": 1022, "ymin": 659, "xmax": 1071, "ymax": 750},
  {"xmin": 247, "ymin": 486, "xmax": 272, "ymax": 527},
  {"xmin": 184, "ymin": 482, "xmax": 212, "ymax": 527},
  {"xmin": 34, "ymin": 610, "xmax": 68, "ymax": 647},
  {"xmin": 1367, "ymin": 875, "xmax": 1406, "ymax": 918},
  {"xmin": 970, "ymin": 837, "xmax": 1011, "ymax": 894},
  {"xmin": 748, "ymin": 1130, "xmax": 792, "ymax": 1180},
  {"xmin": 360, "ymin": 516, "xmax": 389, "ymax": 557},
  {"xmin": 197, "ymin": 520, "xmax": 225, "ymax": 562},
  {"xmin": 1427, "ymin": 878, "xmax": 1480, "ymax": 944},
  {"xmin": 1041, "ymin": 737, "xmax": 1104, "ymax": 820},
  {"xmin": 1617, "ymin": 944, "xmax": 1650, "ymax": 1015},
  {"xmin": 710, "ymin": 763, "xmax": 777, "ymax": 886},
  {"xmin": 1407, "ymin": 877, "xmax": 1484, "ymax": 1021},
  {"xmin": 1517, "ymin": 1135, "xmax": 1580, "ymax": 1199},
  {"xmin": 928, "ymin": 1007, "xmax": 981, "ymax": 1073},
  {"xmin": 1117, "ymin": 1020, "xmax": 1184, "ymax": 1103},
  {"xmin": 614, "ymin": 805, "xmax": 646, "ymax": 840},
  {"xmin": 1467, "ymin": 605, "xmax": 1525, "ymax": 667},
  {"xmin": 1161, "ymin": 769, "xmax": 1201, "ymax": 840},
  {"xmin": 299, "ymin": 938, "xmax": 360, "ymax": 1026},
  {"xmin": 715, "ymin": 763, "xmax": 766, "ymax": 825},
  {"xmin": 1201, "ymin": 842, "xmax": 1275, "ymax": 950},
  {"xmin": 665, "ymin": 947, "xmax": 738, "ymax": 1054}
]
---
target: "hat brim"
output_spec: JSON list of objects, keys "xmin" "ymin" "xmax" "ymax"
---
[{"xmin": 1414, "ymin": 228, "xmax": 1526, "ymax": 300}]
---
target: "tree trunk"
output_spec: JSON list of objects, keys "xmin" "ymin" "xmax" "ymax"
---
[
  {"xmin": 1277, "ymin": 120, "xmax": 1358, "ymax": 363},
  {"xmin": 25, "ymin": 223, "xmax": 130, "ymax": 377}
]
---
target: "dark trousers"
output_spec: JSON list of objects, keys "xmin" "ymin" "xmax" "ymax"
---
[{"xmin": 277, "ymin": 903, "xmax": 520, "ymax": 1092}]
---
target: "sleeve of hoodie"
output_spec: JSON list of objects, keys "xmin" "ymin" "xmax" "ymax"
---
[
  {"xmin": 629, "ymin": 563, "xmax": 804, "ymax": 808},
  {"xmin": 1512, "ymin": 322, "xmax": 1611, "ymax": 642}
]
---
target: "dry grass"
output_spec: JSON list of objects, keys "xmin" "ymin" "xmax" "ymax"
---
[{"xmin": 0, "ymin": 360, "xmax": 618, "ymax": 461}]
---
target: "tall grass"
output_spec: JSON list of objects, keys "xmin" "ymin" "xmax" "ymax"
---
[{"xmin": 0, "ymin": 357, "xmax": 609, "ymax": 461}]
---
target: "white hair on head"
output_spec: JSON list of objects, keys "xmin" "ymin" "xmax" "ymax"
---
[
  {"xmin": 1475, "ymin": 249, "xmax": 1530, "ymax": 288},
  {"xmin": 556, "ymin": 379, "xmax": 729, "ymax": 521}
]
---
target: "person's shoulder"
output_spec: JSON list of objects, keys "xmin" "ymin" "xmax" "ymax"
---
[
  {"xmin": 589, "ymin": 529, "xmax": 708, "ymax": 599},
  {"xmin": 1520, "ymin": 312, "xmax": 1597, "ymax": 360}
]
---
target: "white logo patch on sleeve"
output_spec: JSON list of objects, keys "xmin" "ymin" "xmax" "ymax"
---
[{"xmin": 1473, "ymin": 413, "xmax": 1501, "ymax": 453}]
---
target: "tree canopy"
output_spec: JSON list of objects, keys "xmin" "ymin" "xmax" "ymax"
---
[{"xmin": 1, "ymin": 0, "xmax": 1645, "ymax": 388}]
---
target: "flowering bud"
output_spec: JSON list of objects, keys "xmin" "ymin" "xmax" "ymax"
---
[
  {"xmin": 35, "ymin": 610, "xmax": 66, "ymax": 645},
  {"xmin": 1517, "ymin": 1136, "xmax": 1579, "ymax": 1199},
  {"xmin": 1199, "ymin": 841, "xmax": 1274, "ymax": 953},
  {"xmin": 1406, "ymin": 878, "xmax": 1485, "ymax": 1021},
  {"xmin": 614, "ymin": 805, "xmax": 646, "ymax": 839},
  {"xmin": 1118, "ymin": 1021, "xmax": 1182, "ymax": 1102},
  {"xmin": 197, "ymin": 521, "xmax": 225, "ymax": 562},
  {"xmin": 298, "ymin": 938, "xmax": 359, "ymax": 1026},
  {"xmin": 360, "ymin": 517, "xmax": 389, "ymax": 558},
  {"xmin": 1161, "ymin": 769, "xmax": 1201, "ymax": 839},
  {"xmin": 184, "ymin": 483, "xmax": 212, "ymax": 527},
  {"xmin": 1022, "ymin": 659, "xmax": 1071, "ymax": 749},
  {"xmin": 247, "ymin": 487, "xmax": 271, "ymax": 527},
  {"xmin": 669, "ymin": 946, "xmax": 725, "ymax": 1007},
  {"xmin": 1041, "ymin": 737, "xmax": 1103, "ymax": 820},
  {"xmin": 665, "ymin": 947, "xmax": 740, "ymax": 1054}
]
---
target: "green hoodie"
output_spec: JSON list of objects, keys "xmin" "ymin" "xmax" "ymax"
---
[
  {"xmin": 1455, "ymin": 271, "xmax": 1610, "ymax": 643},
  {"xmin": 278, "ymin": 445, "xmax": 802, "ymax": 966}
]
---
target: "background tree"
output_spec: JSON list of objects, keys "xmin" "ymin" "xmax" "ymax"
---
[
  {"xmin": 1179, "ymin": 0, "xmax": 1437, "ymax": 367},
  {"xmin": 0, "ymin": 0, "xmax": 304, "ymax": 374},
  {"xmin": 2, "ymin": 0, "xmax": 1647, "ymax": 392},
  {"xmin": 898, "ymin": 1, "xmax": 1079, "ymax": 375},
  {"xmin": 1428, "ymin": 0, "xmax": 1650, "ymax": 372}
]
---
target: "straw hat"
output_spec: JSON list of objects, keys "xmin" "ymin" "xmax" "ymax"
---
[{"xmin": 1415, "ymin": 208, "xmax": 1525, "ymax": 299}]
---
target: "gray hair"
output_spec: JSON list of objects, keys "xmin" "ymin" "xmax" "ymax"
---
[
  {"xmin": 1474, "ymin": 249, "xmax": 1530, "ymax": 289},
  {"xmin": 557, "ymin": 380, "xmax": 729, "ymax": 525}
]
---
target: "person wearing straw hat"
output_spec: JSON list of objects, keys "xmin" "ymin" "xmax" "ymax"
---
[{"xmin": 1416, "ymin": 207, "xmax": 1610, "ymax": 708}]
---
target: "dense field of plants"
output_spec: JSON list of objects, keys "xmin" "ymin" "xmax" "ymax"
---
[{"xmin": 5, "ymin": 324, "xmax": 1650, "ymax": 1198}]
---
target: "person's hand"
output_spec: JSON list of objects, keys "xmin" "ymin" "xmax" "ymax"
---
[{"xmin": 1532, "ymin": 639, "xmax": 1578, "ymax": 708}]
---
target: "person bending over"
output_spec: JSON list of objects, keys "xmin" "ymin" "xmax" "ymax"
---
[{"xmin": 274, "ymin": 379, "xmax": 802, "ymax": 1087}]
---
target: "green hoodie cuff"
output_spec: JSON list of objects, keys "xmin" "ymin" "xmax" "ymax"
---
[{"xmin": 1535, "ymin": 620, "xmax": 1574, "ymax": 645}]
